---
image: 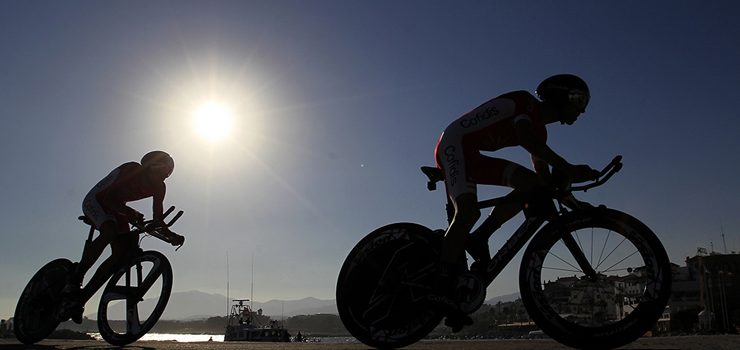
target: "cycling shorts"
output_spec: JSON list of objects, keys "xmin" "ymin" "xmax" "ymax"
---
[{"xmin": 435, "ymin": 137, "xmax": 520, "ymax": 199}]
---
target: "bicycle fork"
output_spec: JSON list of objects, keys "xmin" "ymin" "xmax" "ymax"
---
[
  {"xmin": 559, "ymin": 230, "xmax": 598, "ymax": 279},
  {"xmin": 124, "ymin": 261, "xmax": 144, "ymax": 333}
]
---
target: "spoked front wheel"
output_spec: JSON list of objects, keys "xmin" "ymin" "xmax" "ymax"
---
[
  {"xmin": 97, "ymin": 250, "xmax": 173, "ymax": 346},
  {"xmin": 14, "ymin": 258, "xmax": 74, "ymax": 344},
  {"xmin": 337, "ymin": 223, "xmax": 444, "ymax": 349},
  {"xmin": 520, "ymin": 207, "xmax": 671, "ymax": 349}
]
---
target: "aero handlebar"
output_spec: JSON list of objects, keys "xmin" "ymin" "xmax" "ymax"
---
[
  {"xmin": 570, "ymin": 155, "xmax": 623, "ymax": 192},
  {"xmin": 131, "ymin": 206, "xmax": 185, "ymax": 249}
]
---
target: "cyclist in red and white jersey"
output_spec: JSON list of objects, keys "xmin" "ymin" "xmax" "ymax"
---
[
  {"xmin": 67, "ymin": 151, "xmax": 183, "ymax": 323},
  {"xmin": 435, "ymin": 74, "xmax": 599, "ymax": 308}
]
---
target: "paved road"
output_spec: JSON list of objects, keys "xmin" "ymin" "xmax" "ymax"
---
[{"xmin": 1, "ymin": 336, "xmax": 740, "ymax": 350}]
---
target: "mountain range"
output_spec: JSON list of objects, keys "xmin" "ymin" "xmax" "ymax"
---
[
  {"xmin": 90, "ymin": 291, "xmax": 337, "ymax": 320},
  {"xmin": 91, "ymin": 290, "xmax": 521, "ymax": 320}
]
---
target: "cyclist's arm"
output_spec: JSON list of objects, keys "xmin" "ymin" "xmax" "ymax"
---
[
  {"xmin": 515, "ymin": 117, "xmax": 572, "ymax": 172},
  {"xmin": 150, "ymin": 182, "xmax": 182, "ymax": 244},
  {"xmin": 151, "ymin": 182, "xmax": 166, "ymax": 223}
]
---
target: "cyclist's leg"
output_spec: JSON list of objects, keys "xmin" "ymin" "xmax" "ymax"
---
[
  {"xmin": 436, "ymin": 192, "xmax": 482, "ymax": 331},
  {"xmin": 77, "ymin": 221, "xmax": 117, "ymax": 281},
  {"xmin": 441, "ymin": 192, "xmax": 480, "ymax": 264},
  {"xmin": 70, "ymin": 222, "xmax": 136, "ymax": 324},
  {"xmin": 85, "ymin": 219, "xmax": 135, "ymax": 292},
  {"xmin": 79, "ymin": 194, "xmax": 118, "ymax": 282},
  {"xmin": 467, "ymin": 158, "xmax": 543, "ymax": 261},
  {"xmin": 488, "ymin": 160, "xmax": 545, "ymax": 225},
  {"xmin": 436, "ymin": 139, "xmax": 485, "ymax": 331},
  {"xmin": 58, "ymin": 220, "xmax": 114, "ymax": 324},
  {"xmin": 436, "ymin": 136, "xmax": 479, "ymax": 266}
]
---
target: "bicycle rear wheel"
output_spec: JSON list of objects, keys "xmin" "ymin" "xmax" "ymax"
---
[
  {"xmin": 337, "ymin": 223, "xmax": 444, "ymax": 349},
  {"xmin": 519, "ymin": 207, "xmax": 671, "ymax": 349},
  {"xmin": 97, "ymin": 250, "xmax": 172, "ymax": 346},
  {"xmin": 14, "ymin": 258, "xmax": 74, "ymax": 344}
]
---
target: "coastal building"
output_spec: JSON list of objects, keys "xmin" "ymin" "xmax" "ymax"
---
[
  {"xmin": 533, "ymin": 251, "xmax": 739, "ymax": 334},
  {"xmin": 684, "ymin": 252, "xmax": 740, "ymax": 332},
  {"xmin": 543, "ymin": 271, "xmax": 671, "ymax": 329}
]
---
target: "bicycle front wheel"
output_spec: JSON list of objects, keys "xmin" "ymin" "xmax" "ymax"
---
[
  {"xmin": 519, "ymin": 207, "xmax": 671, "ymax": 350},
  {"xmin": 14, "ymin": 258, "xmax": 74, "ymax": 344},
  {"xmin": 97, "ymin": 250, "xmax": 173, "ymax": 346}
]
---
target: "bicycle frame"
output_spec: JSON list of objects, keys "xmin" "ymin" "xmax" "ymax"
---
[
  {"xmin": 77, "ymin": 206, "xmax": 183, "ymax": 304},
  {"xmin": 476, "ymin": 215, "xmax": 547, "ymax": 281},
  {"xmin": 423, "ymin": 156, "xmax": 623, "ymax": 285}
]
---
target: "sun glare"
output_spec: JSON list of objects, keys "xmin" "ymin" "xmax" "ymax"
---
[{"xmin": 192, "ymin": 101, "xmax": 234, "ymax": 142}]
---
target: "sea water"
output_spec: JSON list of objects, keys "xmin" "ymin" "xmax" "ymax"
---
[
  {"xmin": 87, "ymin": 333, "xmax": 357, "ymax": 343},
  {"xmin": 88, "ymin": 333, "xmax": 225, "ymax": 342}
]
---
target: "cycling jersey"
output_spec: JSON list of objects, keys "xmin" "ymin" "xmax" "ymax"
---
[
  {"xmin": 435, "ymin": 91, "xmax": 547, "ymax": 199},
  {"xmin": 82, "ymin": 162, "xmax": 166, "ymax": 232}
]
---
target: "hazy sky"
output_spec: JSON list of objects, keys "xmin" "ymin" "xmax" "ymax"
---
[{"xmin": 2, "ymin": 1, "xmax": 739, "ymax": 320}]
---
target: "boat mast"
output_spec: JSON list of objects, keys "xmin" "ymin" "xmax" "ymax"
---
[
  {"xmin": 251, "ymin": 252, "xmax": 254, "ymax": 311},
  {"xmin": 226, "ymin": 251, "xmax": 230, "ymax": 317}
]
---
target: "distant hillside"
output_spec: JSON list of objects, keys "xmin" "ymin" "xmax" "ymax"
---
[
  {"xmin": 253, "ymin": 297, "xmax": 337, "ymax": 318},
  {"xmin": 90, "ymin": 291, "xmax": 336, "ymax": 320},
  {"xmin": 88, "ymin": 290, "xmax": 517, "ymax": 321},
  {"xmin": 485, "ymin": 292, "xmax": 520, "ymax": 305}
]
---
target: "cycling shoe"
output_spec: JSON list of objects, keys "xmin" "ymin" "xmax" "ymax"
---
[
  {"xmin": 445, "ymin": 313, "xmax": 473, "ymax": 333},
  {"xmin": 424, "ymin": 293, "xmax": 472, "ymax": 332},
  {"xmin": 71, "ymin": 305, "xmax": 85, "ymax": 324}
]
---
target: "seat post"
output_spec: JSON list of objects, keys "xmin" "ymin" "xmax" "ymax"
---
[
  {"xmin": 78, "ymin": 215, "xmax": 97, "ymax": 256},
  {"xmin": 445, "ymin": 197, "xmax": 454, "ymax": 225},
  {"xmin": 86, "ymin": 225, "xmax": 95, "ymax": 244}
]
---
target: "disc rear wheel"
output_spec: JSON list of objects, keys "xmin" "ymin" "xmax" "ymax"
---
[
  {"xmin": 337, "ymin": 223, "xmax": 444, "ymax": 349},
  {"xmin": 14, "ymin": 259, "xmax": 74, "ymax": 344}
]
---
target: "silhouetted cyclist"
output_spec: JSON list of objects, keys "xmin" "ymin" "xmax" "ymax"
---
[
  {"xmin": 434, "ymin": 74, "xmax": 600, "ymax": 329},
  {"xmin": 64, "ymin": 150, "xmax": 184, "ymax": 323}
]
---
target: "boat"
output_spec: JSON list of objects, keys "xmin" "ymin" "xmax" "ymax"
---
[{"xmin": 224, "ymin": 299, "xmax": 290, "ymax": 342}]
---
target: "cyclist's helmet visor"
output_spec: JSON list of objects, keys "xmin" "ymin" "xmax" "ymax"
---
[
  {"xmin": 536, "ymin": 74, "xmax": 591, "ymax": 112},
  {"xmin": 569, "ymin": 89, "xmax": 590, "ymax": 112},
  {"xmin": 149, "ymin": 162, "xmax": 174, "ymax": 178}
]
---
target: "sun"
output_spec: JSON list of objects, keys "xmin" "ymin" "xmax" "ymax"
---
[{"xmin": 192, "ymin": 101, "xmax": 234, "ymax": 142}]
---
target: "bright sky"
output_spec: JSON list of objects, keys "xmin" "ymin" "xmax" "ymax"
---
[{"xmin": 2, "ymin": 1, "xmax": 739, "ymax": 320}]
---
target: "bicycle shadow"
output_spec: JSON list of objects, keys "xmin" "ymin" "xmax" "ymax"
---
[
  {"xmin": 0, "ymin": 344, "xmax": 155, "ymax": 350},
  {"xmin": 67, "ymin": 347, "xmax": 155, "ymax": 350}
]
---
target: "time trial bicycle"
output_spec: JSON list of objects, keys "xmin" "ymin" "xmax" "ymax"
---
[
  {"xmin": 336, "ymin": 156, "xmax": 671, "ymax": 349},
  {"xmin": 14, "ymin": 206, "xmax": 185, "ymax": 346}
]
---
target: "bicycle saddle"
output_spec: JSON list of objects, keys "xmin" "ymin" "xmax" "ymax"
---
[
  {"xmin": 78, "ymin": 215, "xmax": 94, "ymax": 226},
  {"xmin": 420, "ymin": 166, "xmax": 444, "ymax": 191}
]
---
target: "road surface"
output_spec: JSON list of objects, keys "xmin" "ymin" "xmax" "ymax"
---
[{"xmin": 2, "ymin": 335, "xmax": 740, "ymax": 349}]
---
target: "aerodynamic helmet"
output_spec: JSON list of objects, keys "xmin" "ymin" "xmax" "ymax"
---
[
  {"xmin": 141, "ymin": 150, "xmax": 175, "ymax": 178},
  {"xmin": 535, "ymin": 74, "xmax": 590, "ymax": 112}
]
